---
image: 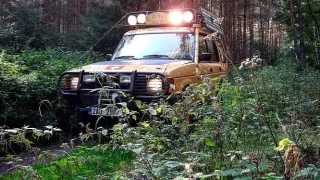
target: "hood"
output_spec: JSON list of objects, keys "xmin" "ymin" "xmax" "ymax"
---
[{"xmin": 69, "ymin": 59, "xmax": 193, "ymax": 74}]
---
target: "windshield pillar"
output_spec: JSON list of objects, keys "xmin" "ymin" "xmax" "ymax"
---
[{"xmin": 194, "ymin": 25, "xmax": 200, "ymax": 64}]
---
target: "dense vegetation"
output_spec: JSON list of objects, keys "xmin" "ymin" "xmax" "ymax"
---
[
  {"xmin": 0, "ymin": 146, "xmax": 133, "ymax": 179},
  {"xmin": 1, "ymin": 53, "xmax": 319, "ymax": 179},
  {"xmin": 0, "ymin": 48, "xmax": 100, "ymax": 129}
]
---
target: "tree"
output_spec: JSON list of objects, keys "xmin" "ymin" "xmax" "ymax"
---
[{"xmin": 297, "ymin": 0, "xmax": 306, "ymax": 68}]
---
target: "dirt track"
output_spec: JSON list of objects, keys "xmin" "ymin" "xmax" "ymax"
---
[{"xmin": 0, "ymin": 144, "xmax": 67, "ymax": 175}]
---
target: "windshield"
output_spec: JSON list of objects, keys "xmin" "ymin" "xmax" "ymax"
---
[{"xmin": 112, "ymin": 33, "xmax": 194, "ymax": 60}]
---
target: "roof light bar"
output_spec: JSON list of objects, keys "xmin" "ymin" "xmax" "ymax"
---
[{"xmin": 126, "ymin": 9, "xmax": 197, "ymax": 26}]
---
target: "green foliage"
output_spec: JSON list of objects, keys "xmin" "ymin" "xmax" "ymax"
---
[
  {"xmin": 0, "ymin": 48, "xmax": 100, "ymax": 128},
  {"xmin": 1, "ymin": 53, "xmax": 319, "ymax": 179},
  {"xmin": 106, "ymin": 55, "xmax": 320, "ymax": 179},
  {"xmin": 0, "ymin": 0, "xmax": 59, "ymax": 50},
  {"xmin": 0, "ymin": 125, "xmax": 62, "ymax": 154},
  {"xmin": 276, "ymin": 0, "xmax": 320, "ymax": 67},
  {"xmin": 0, "ymin": 0, "xmax": 126, "ymax": 52},
  {"xmin": 0, "ymin": 146, "xmax": 133, "ymax": 179}
]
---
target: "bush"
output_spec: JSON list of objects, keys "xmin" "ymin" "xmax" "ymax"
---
[
  {"xmin": 0, "ymin": 48, "xmax": 101, "ymax": 130},
  {"xmin": 106, "ymin": 55, "xmax": 320, "ymax": 179}
]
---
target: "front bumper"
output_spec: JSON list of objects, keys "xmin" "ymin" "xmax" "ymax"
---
[{"xmin": 58, "ymin": 70, "xmax": 176, "ymax": 108}]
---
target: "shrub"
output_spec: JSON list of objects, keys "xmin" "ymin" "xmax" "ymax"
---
[
  {"xmin": 106, "ymin": 55, "xmax": 320, "ymax": 179},
  {"xmin": 0, "ymin": 48, "xmax": 101, "ymax": 130}
]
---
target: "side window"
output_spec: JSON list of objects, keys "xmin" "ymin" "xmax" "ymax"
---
[
  {"xmin": 199, "ymin": 35, "xmax": 208, "ymax": 55},
  {"xmin": 199, "ymin": 35, "xmax": 220, "ymax": 63},
  {"xmin": 208, "ymin": 40, "xmax": 220, "ymax": 63}
]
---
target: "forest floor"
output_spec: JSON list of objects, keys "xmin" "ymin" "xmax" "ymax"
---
[
  {"xmin": 0, "ymin": 144, "xmax": 65, "ymax": 174},
  {"xmin": 0, "ymin": 141, "xmax": 133, "ymax": 179}
]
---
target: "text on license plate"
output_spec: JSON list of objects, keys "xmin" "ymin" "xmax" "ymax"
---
[{"xmin": 89, "ymin": 107, "xmax": 123, "ymax": 117}]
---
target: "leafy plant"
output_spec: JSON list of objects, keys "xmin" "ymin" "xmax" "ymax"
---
[{"xmin": 0, "ymin": 48, "xmax": 100, "ymax": 130}]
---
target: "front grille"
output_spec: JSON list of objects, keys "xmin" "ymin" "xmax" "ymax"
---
[
  {"xmin": 133, "ymin": 74, "xmax": 169, "ymax": 96},
  {"xmin": 60, "ymin": 72, "xmax": 169, "ymax": 97},
  {"xmin": 81, "ymin": 74, "xmax": 131, "ymax": 90}
]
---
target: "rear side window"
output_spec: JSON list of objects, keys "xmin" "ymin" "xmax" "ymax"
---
[{"xmin": 199, "ymin": 35, "xmax": 220, "ymax": 63}]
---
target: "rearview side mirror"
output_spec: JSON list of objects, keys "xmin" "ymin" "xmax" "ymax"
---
[
  {"xmin": 105, "ymin": 54, "xmax": 113, "ymax": 61},
  {"xmin": 199, "ymin": 53, "xmax": 212, "ymax": 62}
]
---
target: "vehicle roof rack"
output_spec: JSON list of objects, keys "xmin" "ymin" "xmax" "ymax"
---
[
  {"xmin": 124, "ymin": 8, "xmax": 223, "ymax": 35},
  {"xmin": 199, "ymin": 8, "xmax": 223, "ymax": 35}
]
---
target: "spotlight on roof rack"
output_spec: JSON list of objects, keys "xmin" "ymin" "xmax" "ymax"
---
[
  {"xmin": 128, "ymin": 15, "xmax": 137, "ymax": 25},
  {"xmin": 169, "ymin": 11, "xmax": 183, "ymax": 25},
  {"xmin": 183, "ymin": 11, "xmax": 194, "ymax": 22},
  {"xmin": 137, "ymin": 14, "xmax": 146, "ymax": 24}
]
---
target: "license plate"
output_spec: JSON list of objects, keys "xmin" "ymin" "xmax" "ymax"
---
[{"xmin": 88, "ymin": 107, "xmax": 123, "ymax": 117}]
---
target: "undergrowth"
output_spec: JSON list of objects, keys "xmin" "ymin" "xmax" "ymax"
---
[
  {"xmin": 1, "ymin": 51, "xmax": 320, "ymax": 179},
  {"xmin": 0, "ymin": 48, "xmax": 101, "ymax": 129},
  {"xmin": 105, "ymin": 55, "xmax": 320, "ymax": 179},
  {"xmin": 0, "ymin": 146, "xmax": 133, "ymax": 179}
]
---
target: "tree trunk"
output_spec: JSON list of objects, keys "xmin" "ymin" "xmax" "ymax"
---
[
  {"xmin": 242, "ymin": 0, "xmax": 248, "ymax": 59},
  {"xmin": 297, "ymin": 0, "xmax": 306, "ymax": 67},
  {"xmin": 249, "ymin": 0, "xmax": 254, "ymax": 59},
  {"xmin": 289, "ymin": 0, "xmax": 299, "ymax": 62}
]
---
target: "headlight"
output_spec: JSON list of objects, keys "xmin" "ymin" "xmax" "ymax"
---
[
  {"xmin": 147, "ymin": 78, "xmax": 163, "ymax": 92},
  {"xmin": 83, "ymin": 75, "xmax": 95, "ymax": 83},
  {"xmin": 62, "ymin": 75, "xmax": 79, "ymax": 90},
  {"xmin": 70, "ymin": 77, "xmax": 79, "ymax": 89},
  {"xmin": 120, "ymin": 75, "xmax": 131, "ymax": 83}
]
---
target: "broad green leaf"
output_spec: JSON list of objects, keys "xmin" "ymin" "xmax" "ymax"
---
[
  {"xmin": 153, "ymin": 167, "xmax": 165, "ymax": 175},
  {"xmin": 205, "ymin": 139, "xmax": 216, "ymax": 148},
  {"xmin": 232, "ymin": 99, "xmax": 238, "ymax": 105},
  {"xmin": 221, "ymin": 168, "xmax": 242, "ymax": 176},
  {"xmin": 44, "ymin": 125, "xmax": 53, "ymax": 129},
  {"xmin": 38, "ymin": 154, "xmax": 44, "ymax": 159},
  {"xmin": 164, "ymin": 161, "xmax": 183, "ymax": 169},
  {"xmin": 149, "ymin": 109, "xmax": 157, "ymax": 115},
  {"xmin": 234, "ymin": 177, "xmax": 252, "ymax": 180},
  {"xmin": 278, "ymin": 138, "xmax": 293, "ymax": 149},
  {"xmin": 141, "ymin": 122, "xmax": 150, "ymax": 127},
  {"xmin": 259, "ymin": 163, "xmax": 269, "ymax": 171},
  {"xmin": 215, "ymin": 162, "xmax": 222, "ymax": 169},
  {"xmin": 230, "ymin": 155, "xmax": 236, "ymax": 161},
  {"xmin": 212, "ymin": 77, "xmax": 219, "ymax": 81}
]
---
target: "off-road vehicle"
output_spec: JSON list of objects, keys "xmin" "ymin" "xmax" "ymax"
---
[{"xmin": 58, "ymin": 8, "xmax": 228, "ymax": 129}]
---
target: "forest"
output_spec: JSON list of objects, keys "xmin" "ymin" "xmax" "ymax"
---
[{"xmin": 0, "ymin": 0, "xmax": 320, "ymax": 179}]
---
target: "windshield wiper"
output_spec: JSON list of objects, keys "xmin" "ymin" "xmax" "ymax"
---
[
  {"xmin": 114, "ymin": 56, "xmax": 137, "ymax": 60},
  {"xmin": 142, "ymin": 55, "xmax": 174, "ymax": 59}
]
